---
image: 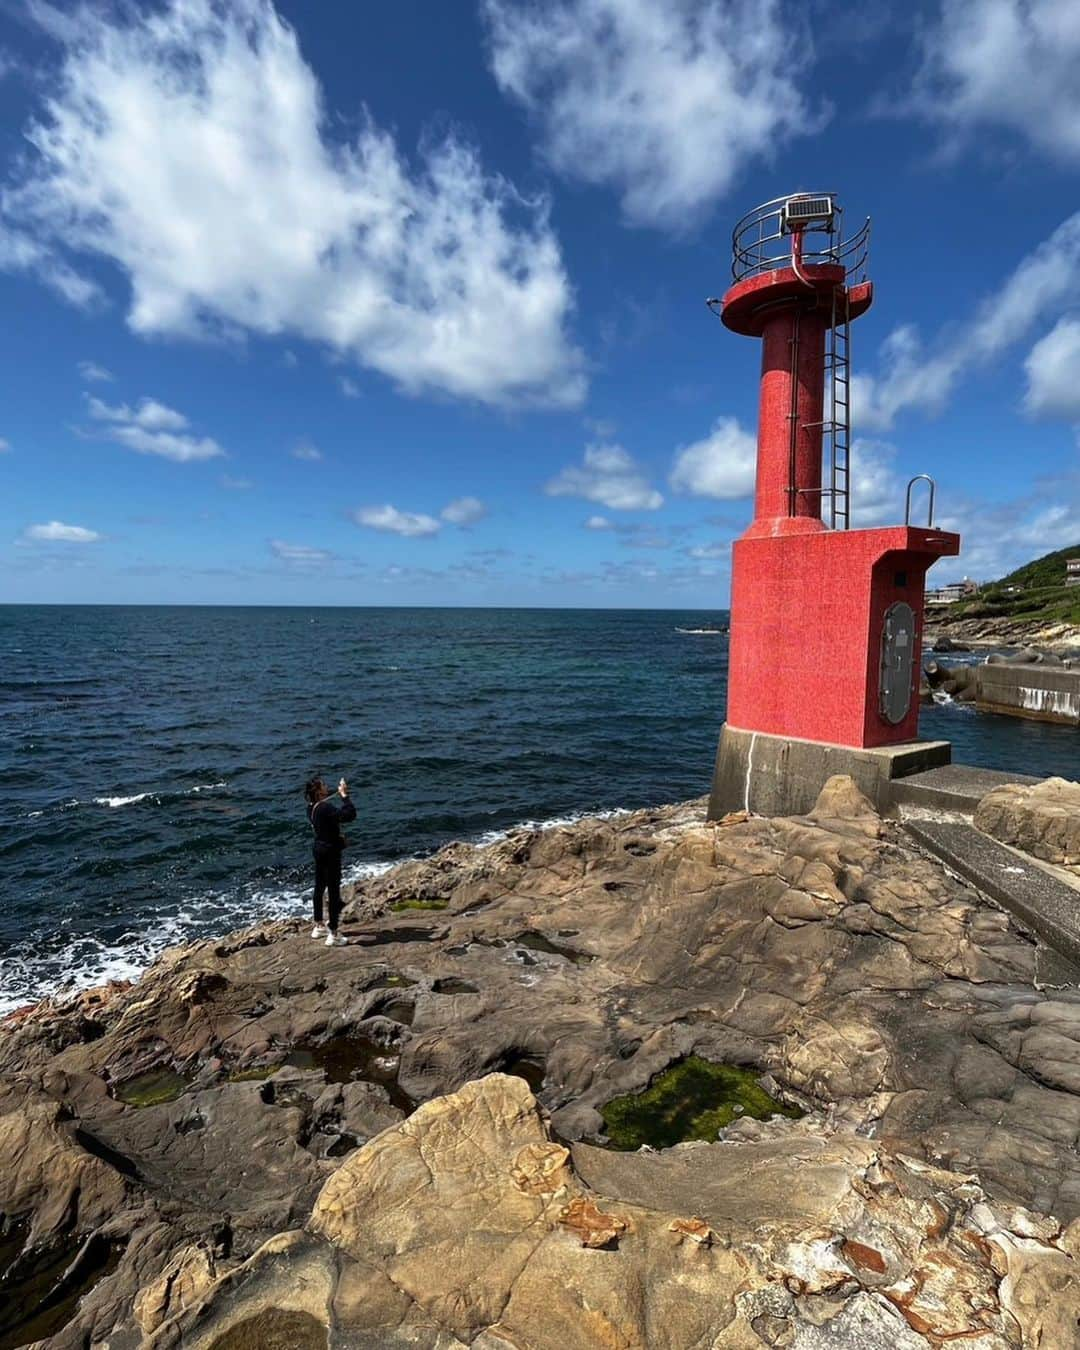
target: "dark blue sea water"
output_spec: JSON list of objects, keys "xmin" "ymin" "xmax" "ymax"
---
[{"xmin": 1, "ymin": 605, "xmax": 1077, "ymax": 1012}]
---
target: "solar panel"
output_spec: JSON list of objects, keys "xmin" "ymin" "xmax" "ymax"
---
[{"xmin": 781, "ymin": 195, "xmax": 834, "ymax": 232}]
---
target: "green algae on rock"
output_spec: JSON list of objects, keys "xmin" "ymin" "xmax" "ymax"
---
[
  {"xmin": 601, "ymin": 1056, "xmax": 802, "ymax": 1150},
  {"xmin": 114, "ymin": 1068, "xmax": 192, "ymax": 1107},
  {"xmin": 226, "ymin": 1063, "xmax": 282, "ymax": 1083},
  {"xmin": 389, "ymin": 898, "xmax": 448, "ymax": 912}
]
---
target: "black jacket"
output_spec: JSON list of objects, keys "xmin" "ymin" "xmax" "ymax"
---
[{"xmin": 308, "ymin": 794, "xmax": 357, "ymax": 853}]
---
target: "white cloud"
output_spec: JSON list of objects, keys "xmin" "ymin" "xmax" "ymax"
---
[
  {"xmin": 270, "ymin": 539, "xmax": 330, "ymax": 564},
  {"xmin": 78, "ymin": 359, "xmax": 112, "ymax": 382},
  {"xmin": 24, "ymin": 519, "xmax": 101, "ymax": 542},
  {"xmin": 101, "ymin": 426, "xmax": 223, "ymax": 462},
  {"xmin": 292, "ymin": 442, "xmax": 323, "ymax": 461},
  {"xmin": 669, "ymin": 416, "xmax": 756, "ymax": 499},
  {"xmin": 850, "ymin": 326, "xmax": 958, "ymax": 433},
  {"xmin": 1024, "ymin": 317, "xmax": 1080, "ymax": 422},
  {"xmin": 855, "ymin": 210, "xmax": 1080, "ymax": 431},
  {"xmin": 585, "ymin": 514, "xmax": 611, "ymax": 530},
  {"xmin": 441, "ymin": 496, "xmax": 488, "ymax": 526},
  {"xmin": 668, "ymin": 436, "xmax": 910, "ymax": 531},
  {"xmin": 339, "ymin": 376, "xmax": 360, "ymax": 399},
  {"xmin": 353, "ymin": 504, "xmax": 441, "ymax": 537},
  {"xmin": 0, "ymin": 437, "xmax": 9, "ymax": 453},
  {"xmin": 686, "ymin": 542, "xmax": 729, "ymax": 559},
  {"xmin": 3, "ymin": 0, "xmax": 584, "ymax": 408},
  {"xmin": 87, "ymin": 396, "xmax": 188, "ymax": 431},
  {"xmin": 913, "ymin": 0, "xmax": 1080, "ymax": 163},
  {"xmin": 848, "ymin": 439, "xmax": 906, "ymax": 527},
  {"xmin": 0, "ymin": 222, "xmax": 101, "ymax": 307},
  {"xmin": 1007, "ymin": 503, "xmax": 1080, "ymax": 551},
  {"xmin": 546, "ymin": 444, "xmax": 662, "ymax": 511},
  {"xmin": 937, "ymin": 495, "xmax": 1080, "ymax": 582},
  {"xmin": 483, "ymin": 0, "xmax": 824, "ymax": 229},
  {"xmin": 85, "ymin": 395, "xmax": 223, "ymax": 462}
]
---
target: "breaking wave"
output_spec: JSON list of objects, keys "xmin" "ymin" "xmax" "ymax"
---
[
  {"xmin": 89, "ymin": 783, "xmax": 228, "ymax": 809},
  {"xmin": 0, "ymin": 808, "xmax": 622, "ymax": 1016}
]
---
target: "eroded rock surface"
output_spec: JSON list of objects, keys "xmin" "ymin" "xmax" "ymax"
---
[
  {"xmin": 2, "ymin": 779, "xmax": 1080, "ymax": 1345},
  {"xmin": 976, "ymin": 776, "xmax": 1080, "ymax": 873},
  {"xmin": 139, "ymin": 1075, "xmax": 1080, "ymax": 1349}
]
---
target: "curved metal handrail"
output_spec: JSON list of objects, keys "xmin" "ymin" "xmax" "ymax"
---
[
  {"xmin": 904, "ymin": 475, "xmax": 936, "ymax": 527},
  {"xmin": 731, "ymin": 194, "xmax": 870, "ymax": 285}
]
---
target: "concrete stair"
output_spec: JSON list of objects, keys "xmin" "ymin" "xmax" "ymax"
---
[
  {"xmin": 887, "ymin": 763, "xmax": 1080, "ymax": 983},
  {"xmin": 903, "ymin": 816, "xmax": 1080, "ymax": 984},
  {"xmin": 887, "ymin": 764, "xmax": 1040, "ymax": 817}
]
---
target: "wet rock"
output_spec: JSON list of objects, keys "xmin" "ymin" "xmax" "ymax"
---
[{"xmin": 924, "ymin": 660, "xmax": 979, "ymax": 701}]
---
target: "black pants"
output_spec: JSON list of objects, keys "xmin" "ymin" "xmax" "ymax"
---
[{"xmin": 313, "ymin": 846, "xmax": 343, "ymax": 932}]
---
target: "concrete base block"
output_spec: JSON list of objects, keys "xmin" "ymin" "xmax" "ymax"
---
[{"xmin": 707, "ymin": 724, "xmax": 952, "ymax": 820}]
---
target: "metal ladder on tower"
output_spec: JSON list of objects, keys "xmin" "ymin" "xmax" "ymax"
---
[{"xmin": 824, "ymin": 284, "xmax": 851, "ymax": 529}]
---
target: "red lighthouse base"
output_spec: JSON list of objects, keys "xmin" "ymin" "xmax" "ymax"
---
[
  {"xmin": 707, "ymin": 523, "xmax": 960, "ymax": 819},
  {"xmin": 728, "ymin": 524, "xmax": 959, "ymax": 747}
]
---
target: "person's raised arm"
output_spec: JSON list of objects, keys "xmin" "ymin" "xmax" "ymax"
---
[{"xmin": 337, "ymin": 777, "xmax": 357, "ymax": 824}]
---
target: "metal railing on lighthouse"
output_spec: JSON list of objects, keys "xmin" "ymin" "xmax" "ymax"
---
[{"xmin": 712, "ymin": 193, "xmax": 871, "ymax": 531}]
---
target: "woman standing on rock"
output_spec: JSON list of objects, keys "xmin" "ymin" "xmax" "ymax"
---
[{"xmin": 305, "ymin": 775, "xmax": 356, "ymax": 947}]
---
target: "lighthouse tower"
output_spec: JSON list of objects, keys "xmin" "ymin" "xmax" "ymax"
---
[{"xmin": 707, "ymin": 194, "xmax": 960, "ymax": 818}]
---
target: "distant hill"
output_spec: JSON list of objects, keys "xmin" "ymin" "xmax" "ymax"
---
[
  {"xmin": 951, "ymin": 542, "xmax": 1080, "ymax": 628},
  {"xmin": 994, "ymin": 543, "xmax": 1080, "ymax": 592}
]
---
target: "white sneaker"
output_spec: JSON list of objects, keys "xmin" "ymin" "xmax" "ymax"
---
[
  {"xmin": 311, "ymin": 925, "xmax": 328, "ymax": 939},
  {"xmin": 325, "ymin": 931, "xmax": 347, "ymax": 947}
]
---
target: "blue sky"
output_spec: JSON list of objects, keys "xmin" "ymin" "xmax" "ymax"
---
[{"xmin": 1, "ymin": 0, "xmax": 1078, "ymax": 607}]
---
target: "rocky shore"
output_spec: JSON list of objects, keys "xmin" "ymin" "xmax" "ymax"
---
[
  {"xmin": 4, "ymin": 779, "xmax": 1080, "ymax": 1347},
  {"xmin": 924, "ymin": 613, "xmax": 1080, "ymax": 654}
]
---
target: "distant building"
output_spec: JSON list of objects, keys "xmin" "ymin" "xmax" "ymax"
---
[
  {"xmin": 1066, "ymin": 558, "xmax": 1080, "ymax": 588},
  {"xmin": 926, "ymin": 583, "xmax": 968, "ymax": 606},
  {"xmin": 925, "ymin": 576, "xmax": 978, "ymax": 606}
]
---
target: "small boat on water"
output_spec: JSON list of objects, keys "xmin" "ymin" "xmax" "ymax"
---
[{"xmin": 675, "ymin": 624, "xmax": 728, "ymax": 635}]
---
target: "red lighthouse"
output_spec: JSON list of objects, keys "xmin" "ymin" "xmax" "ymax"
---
[{"xmin": 707, "ymin": 194, "xmax": 960, "ymax": 818}]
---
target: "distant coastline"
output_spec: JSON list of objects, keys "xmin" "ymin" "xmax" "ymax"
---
[{"xmin": 924, "ymin": 612, "xmax": 1080, "ymax": 653}]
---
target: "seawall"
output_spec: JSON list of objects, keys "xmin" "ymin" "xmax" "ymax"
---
[{"xmin": 976, "ymin": 662, "xmax": 1080, "ymax": 726}]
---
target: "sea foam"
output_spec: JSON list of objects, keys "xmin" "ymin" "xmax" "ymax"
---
[
  {"xmin": 89, "ymin": 781, "xmax": 228, "ymax": 809},
  {"xmin": 0, "ymin": 808, "xmax": 623, "ymax": 1017}
]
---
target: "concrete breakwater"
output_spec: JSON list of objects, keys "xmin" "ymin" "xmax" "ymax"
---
[
  {"xmin": 978, "ymin": 660, "xmax": 1080, "ymax": 724},
  {"xmin": 927, "ymin": 651, "xmax": 1080, "ymax": 726}
]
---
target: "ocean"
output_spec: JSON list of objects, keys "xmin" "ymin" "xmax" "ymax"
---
[{"xmin": 1, "ymin": 604, "xmax": 1076, "ymax": 1013}]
